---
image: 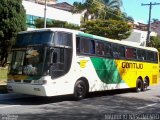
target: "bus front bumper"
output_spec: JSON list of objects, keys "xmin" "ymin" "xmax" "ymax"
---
[{"xmin": 7, "ymin": 83, "xmax": 71, "ymax": 97}]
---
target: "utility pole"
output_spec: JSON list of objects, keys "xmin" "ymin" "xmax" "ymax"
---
[
  {"xmin": 141, "ymin": 2, "xmax": 160, "ymax": 46},
  {"xmin": 44, "ymin": 0, "xmax": 47, "ymax": 28}
]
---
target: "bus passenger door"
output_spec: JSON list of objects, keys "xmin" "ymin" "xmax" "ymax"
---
[
  {"xmin": 50, "ymin": 48, "xmax": 65, "ymax": 79},
  {"xmin": 50, "ymin": 47, "xmax": 72, "ymax": 79}
]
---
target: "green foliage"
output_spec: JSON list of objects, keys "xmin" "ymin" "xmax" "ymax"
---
[
  {"xmin": 81, "ymin": 19, "xmax": 132, "ymax": 40},
  {"xmin": 35, "ymin": 18, "xmax": 80, "ymax": 30},
  {"xmin": 150, "ymin": 36, "xmax": 160, "ymax": 51},
  {"xmin": 0, "ymin": 0, "xmax": 27, "ymax": 66},
  {"xmin": 72, "ymin": 0, "xmax": 127, "ymax": 23},
  {"xmin": 102, "ymin": 0, "xmax": 122, "ymax": 10},
  {"xmin": 0, "ymin": 68, "xmax": 7, "ymax": 81},
  {"xmin": 152, "ymin": 18, "xmax": 159, "ymax": 23},
  {"xmin": 35, "ymin": 1, "xmax": 132, "ymax": 41},
  {"xmin": 150, "ymin": 36, "xmax": 160, "ymax": 62},
  {"xmin": 73, "ymin": 0, "xmax": 105, "ymax": 22},
  {"xmin": 34, "ymin": 18, "xmax": 44, "ymax": 28}
]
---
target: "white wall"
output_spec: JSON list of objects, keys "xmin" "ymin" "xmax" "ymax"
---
[
  {"xmin": 22, "ymin": 1, "xmax": 81, "ymax": 25},
  {"xmin": 123, "ymin": 29, "xmax": 147, "ymax": 46},
  {"xmin": 123, "ymin": 29, "xmax": 157, "ymax": 47}
]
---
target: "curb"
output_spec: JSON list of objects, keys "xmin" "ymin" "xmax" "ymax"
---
[
  {"xmin": 0, "ymin": 93, "xmax": 32, "ymax": 101},
  {"xmin": 0, "ymin": 84, "xmax": 7, "ymax": 94}
]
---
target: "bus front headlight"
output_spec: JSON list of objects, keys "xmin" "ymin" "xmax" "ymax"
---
[
  {"xmin": 33, "ymin": 80, "xmax": 47, "ymax": 85},
  {"xmin": 42, "ymin": 80, "xmax": 47, "ymax": 85}
]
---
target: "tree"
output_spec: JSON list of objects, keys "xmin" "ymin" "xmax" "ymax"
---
[
  {"xmin": 81, "ymin": 19, "xmax": 132, "ymax": 40},
  {"xmin": 152, "ymin": 18, "xmax": 159, "ymax": 23},
  {"xmin": 102, "ymin": 0, "xmax": 122, "ymax": 10},
  {"xmin": 0, "ymin": 0, "xmax": 27, "ymax": 66},
  {"xmin": 150, "ymin": 36, "xmax": 160, "ymax": 51},
  {"xmin": 35, "ymin": 18, "xmax": 80, "ymax": 30},
  {"xmin": 150, "ymin": 36, "xmax": 160, "ymax": 60},
  {"xmin": 121, "ymin": 12, "xmax": 134, "ymax": 22},
  {"xmin": 72, "ymin": 0, "xmax": 105, "ymax": 22},
  {"xmin": 72, "ymin": 0, "xmax": 134, "ymax": 23}
]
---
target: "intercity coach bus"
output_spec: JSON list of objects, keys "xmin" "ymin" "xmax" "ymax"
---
[{"xmin": 7, "ymin": 28, "xmax": 159, "ymax": 100}]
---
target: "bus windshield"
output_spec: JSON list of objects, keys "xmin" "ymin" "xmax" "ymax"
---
[
  {"xmin": 10, "ymin": 46, "xmax": 45, "ymax": 75},
  {"xmin": 16, "ymin": 31, "xmax": 54, "ymax": 46}
]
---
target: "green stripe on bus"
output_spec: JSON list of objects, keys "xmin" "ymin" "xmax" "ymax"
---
[
  {"xmin": 91, "ymin": 57, "xmax": 124, "ymax": 84},
  {"xmin": 78, "ymin": 32, "xmax": 106, "ymax": 41}
]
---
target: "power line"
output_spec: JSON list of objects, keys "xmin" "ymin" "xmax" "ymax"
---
[{"xmin": 141, "ymin": 2, "xmax": 160, "ymax": 45}]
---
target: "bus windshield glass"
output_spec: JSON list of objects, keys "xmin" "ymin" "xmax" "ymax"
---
[
  {"xmin": 10, "ymin": 46, "xmax": 45, "ymax": 75},
  {"xmin": 16, "ymin": 31, "xmax": 54, "ymax": 46}
]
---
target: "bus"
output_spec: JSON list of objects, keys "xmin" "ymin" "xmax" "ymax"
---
[{"xmin": 7, "ymin": 28, "xmax": 159, "ymax": 100}]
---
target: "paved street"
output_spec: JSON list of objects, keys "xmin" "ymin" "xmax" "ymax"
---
[{"xmin": 0, "ymin": 84, "xmax": 160, "ymax": 120}]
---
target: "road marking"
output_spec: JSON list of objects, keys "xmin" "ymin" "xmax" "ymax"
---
[
  {"xmin": 137, "ymin": 103, "xmax": 157, "ymax": 109},
  {"xmin": 0, "ymin": 105, "xmax": 21, "ymax": 109}
]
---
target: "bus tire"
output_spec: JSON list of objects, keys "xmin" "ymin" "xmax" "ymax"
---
[
  {"xmin": 142, "ymin": 81, "xmax": 147, "ymax": 91},
  {"xmin": 135, "ymin": 79, "xmax": 143, "ymax": 92},
  {"xmin": 143, "ymin": 78, "xmax": 149, "ymax": 91},
  {"xmin": 73, "ymin": 80, "xmax": 87, "ymax": 100}
]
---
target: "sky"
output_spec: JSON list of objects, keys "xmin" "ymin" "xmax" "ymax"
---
[{"xmin": 57, "ymin": 0, "xmax": 160, "ymax": 24}]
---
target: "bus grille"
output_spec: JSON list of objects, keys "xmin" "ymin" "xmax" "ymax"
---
[
  {"xmin": 23, "ymin": 80, "xmax": 32, "ymax": 83},
  {"xmin": 14, "ymin": 80, "xmax": 21, "ymax": 83}
]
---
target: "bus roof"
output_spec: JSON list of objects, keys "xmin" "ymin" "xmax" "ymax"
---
[{"xmin": 19, "ymin": 28, "xmax": 158, "ymax": 52}]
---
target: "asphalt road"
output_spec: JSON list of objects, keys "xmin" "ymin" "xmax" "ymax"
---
[{"xmin": 0, "ymin": 84, "xmax": 160, "ymax": 120}]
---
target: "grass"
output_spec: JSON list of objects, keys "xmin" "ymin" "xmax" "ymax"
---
[
  {"xmin": 0, "ymin": 68, "xmax": 7, "ymax": 93},
  {"xmin": 0, "ymin": 68, "xmax": 7, "ymax": 85}
]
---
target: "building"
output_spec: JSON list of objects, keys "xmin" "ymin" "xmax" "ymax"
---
[
  {"xmin": 51, "ymin": 2, "xmax": 73, "ymax": 12},
  {"xmin": 22, "ymin": 0, "xmax": 81, "ymax": 28},
  {"xmin": 25, "ymin": 0, "xmax": 57, "ymax": 5},
  {"xmin": 151, "ymin": 21, "xmax": 160, "ymax": 37},
  {"xmin": 122, "ymin": 22, "xmax": 157, "ymax": 47},
  {"xmin": 133, "ymin": 22, "xmax": 148, "ymax": 31}
]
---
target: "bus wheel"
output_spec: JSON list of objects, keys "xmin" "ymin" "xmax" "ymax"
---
[
  {"xmin": 142, "ymin": 81, "xmax": 147, "ymax": 91},
  {"xmin": 143, "ymin": 79, "xmax": 149, "ymax": 91},
  {"xmin": 135, "ymin": 79, "xmax": 143, "ymax": 92},
  {"xmin": 74, "ymin": 80, "xmax": 87, "ymax": 100}
]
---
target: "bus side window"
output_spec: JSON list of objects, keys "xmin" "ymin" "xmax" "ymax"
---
[
  {"xmin": 125, "ymin": 47, "xmax": 136, "ymax": 59},
  {"xmin": 76, "ymin": 37, "xmax": 80, "ymax": 54},
  {"xmin": 137, "ymin": 49, "xmax": 146, "ymax": 60},
  {"xmin": 105, "ymin": 43, "xmax": 112, "ymax": 58},
  {"xmin": 112, "ymin": 44, "xmax": 120, "ymax": 58},
  {"xmin": 56, "ymin": 32, "xmax": 72, "ymax": 47},
  {"xmin": 80, "ymin": 38, "xmax": 90, "ymax": 54},
  {"xmin": 154, "ymin": 52, "xmax": 158, "ymax": 63},
  {"xmin": 119, "ymin": 46, "xmax": 125, "ymax": 58},
  {"xmin": 89, "ymin": 40, "xmax": 95, "ymax": 54},
  {"xmin": 96, "ymin": 42, "xmax": 105, "ymax": 56},
  {"xmin": 146, "ymin": 51, "xmax": 154, "ymax": 61}
]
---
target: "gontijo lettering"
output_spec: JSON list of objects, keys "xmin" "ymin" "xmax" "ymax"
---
[{"xmin": 122, "ymin": 62, "xmax": 143, "ymax": 69}]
